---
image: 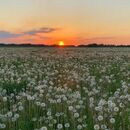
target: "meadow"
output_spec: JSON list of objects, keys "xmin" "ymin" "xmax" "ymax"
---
[{"xmin": 0, "ymin": 47, "xmax": 130, "ymax": 130}]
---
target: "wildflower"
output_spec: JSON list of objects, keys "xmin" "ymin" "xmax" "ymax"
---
[
  {"xmin": 77, "ymin": 125, "xmax": 82, "ymax": 129},
  {"xmin": 0, "ymin": 123, "xmax": 6, "ymax": 129},
  {"xmin": 94, "ymin": 124, "xmax": 100, "ymax": 130},
  {"xmin": 40, "ymin": 126, "xmax": 47, "ymax": 130},
  {"xmin": 57, "ymin": 124, "xmax": 63, "ymax": 129},
  {"xmin": 74, "ymin": 113, "xmax": 79, "ymax": 118},
  {"xmin": 3, "ymin": 97, "xmax": 7, "ymax": 102},
  {"xmin": 110, "ymin": 118, "xmax": 115, "ymax": 124},
  {"xmin": 114, "ymin": 107, "xmax": 119, "ymax": 112},
  {"xmin": 64, "ymin": 123, "xmax": 70, "ymax": 128},
  {"xmin": 98, "ymin": 115, "xmax": 103, "ymax": 121}
]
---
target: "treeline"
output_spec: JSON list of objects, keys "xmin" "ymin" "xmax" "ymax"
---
[
  {"xmin": 78, "ymin": 43, "xmax": 130, "ymax": 47},
  {"xmin": 0, "ymin": 43, "xmax": 130, "ymax": 47}
]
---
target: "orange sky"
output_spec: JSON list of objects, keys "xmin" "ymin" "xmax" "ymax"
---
[{"xmin": 0, "ymin": 0, "xmax": 130, "ymax": 45}]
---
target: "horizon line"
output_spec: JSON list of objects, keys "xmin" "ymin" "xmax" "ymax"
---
[{"xmin": 1, "ymin": 43, "xmax": 130, "ymax": 47}]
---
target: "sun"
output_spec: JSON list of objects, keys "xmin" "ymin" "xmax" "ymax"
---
[{"xmin": 58, "ymin": 41, "xmax": 65, "ymax": 46}]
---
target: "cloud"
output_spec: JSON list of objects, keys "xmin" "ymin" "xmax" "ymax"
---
[
  {"xmin": 0, "ymin": 31, "xmax": 22, "ymax": 38},
  {"xmin": 23, "ymin": 27, "xmax": 58, "ymax": 35},
  {"xmin": 77, "ymin": 36, "xmax": 116, "ymax": 41},
  {"xmin": 87, "ymin": 36, "xmax": 116, "ymax": 40},
  {"xmin": 0, "ymin": 27, "xmax": 58, "ymax": 39}
]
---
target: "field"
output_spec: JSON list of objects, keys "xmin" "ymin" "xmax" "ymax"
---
[{"xmin": 0, "ymin": 47, "xmax": 130, "ymax": 130}]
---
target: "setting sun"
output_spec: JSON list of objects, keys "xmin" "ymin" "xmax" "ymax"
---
[{"xmin": 58, "ymin": 41, "xmax": 65, "ymax": 46}]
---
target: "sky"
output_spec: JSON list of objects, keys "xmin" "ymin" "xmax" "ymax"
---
[{"xmin": 0, "ymin": 0, "xmax": 130, "ymax": 45}]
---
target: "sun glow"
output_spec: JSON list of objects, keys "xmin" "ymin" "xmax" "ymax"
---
[{"xmin": 58, "ymin": 41, "xmax": 65, "ymax": 46}]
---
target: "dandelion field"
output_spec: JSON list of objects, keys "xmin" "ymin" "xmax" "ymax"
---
[{"xmin": 0, "ymin": 47, "xmax": 130, "ymax": 130}]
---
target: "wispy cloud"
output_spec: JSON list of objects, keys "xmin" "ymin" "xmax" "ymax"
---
[
  {"xmin": 87, "ymin": 36, "xmax": 116, "ymax": 40},
  {"xmin": 23, "ymin": 27, "xmax": 58, "ymax": 35},
  {"xmin": 0, "ymin": 31, "xmax": 22, "ymax": 38},
  {"xmin": 0, "ymin": 27, "xmax": 58, "ymax": 39},
  {"xmin": 76, "ymin": 36, "xmax": 116, "ymax": 41}
]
